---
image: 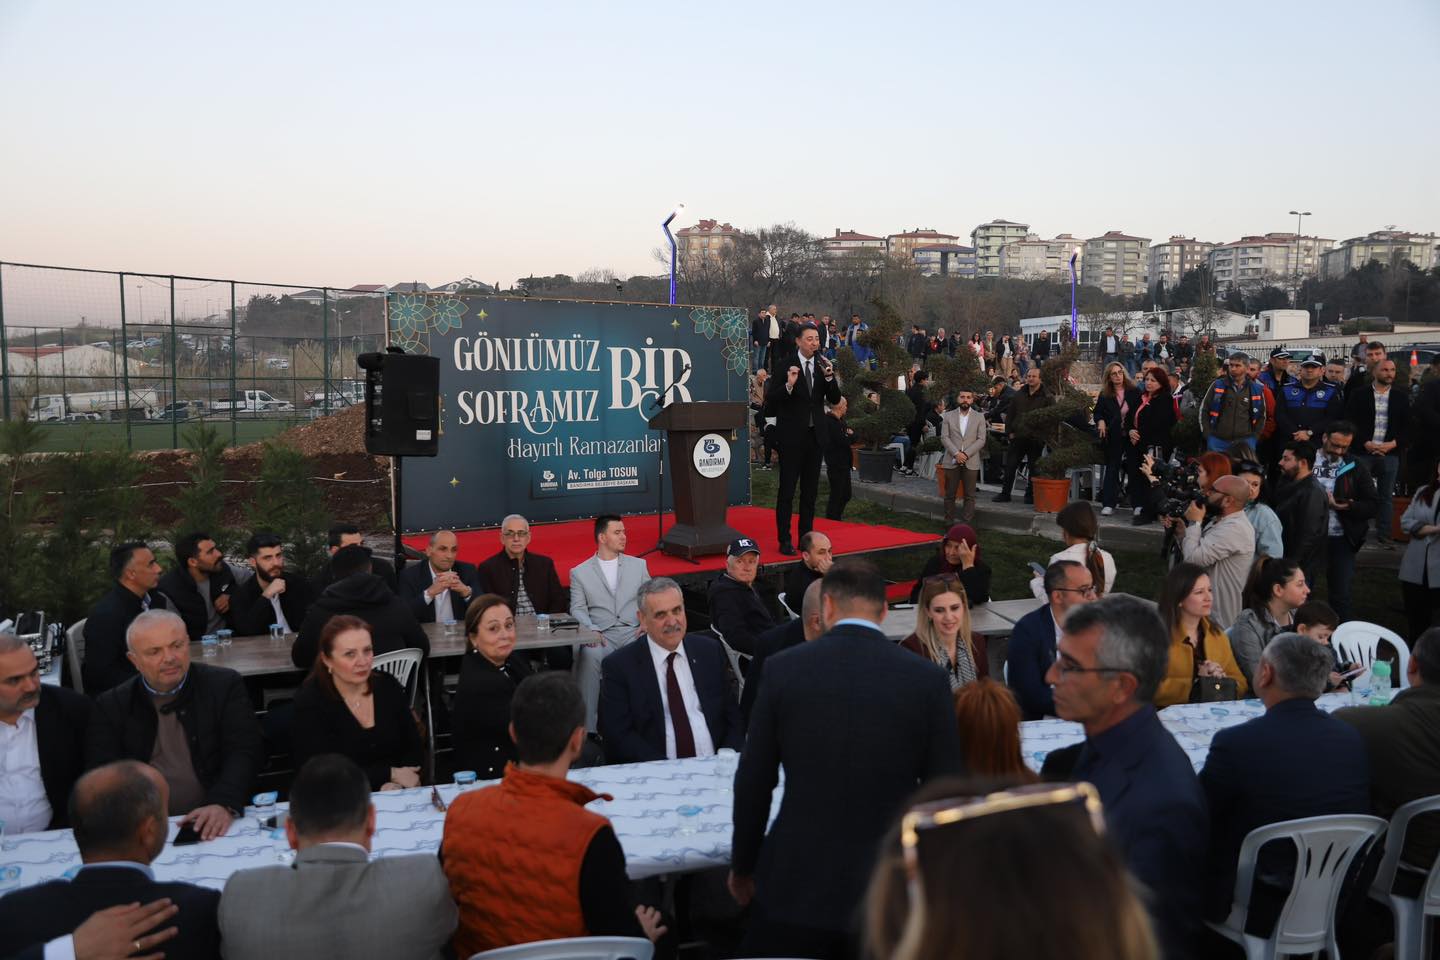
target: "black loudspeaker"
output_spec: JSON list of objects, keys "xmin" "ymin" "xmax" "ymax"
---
[{"xmin": 357, "ymin": 351, "xmax": 440, "ymax": 457}]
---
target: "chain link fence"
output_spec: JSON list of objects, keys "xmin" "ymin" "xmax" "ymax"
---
[{"xmin": 0, "ymin": 261, "xmax": 394, "ymax": 450}]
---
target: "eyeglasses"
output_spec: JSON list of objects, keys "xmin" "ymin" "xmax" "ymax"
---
[
  {"xmin": 501, "ymin": 530, "xmax": 531, "ymax": 539},
  {"xmin": 901, "ymin": 783, "xmax": 1105, "ymax": 899},
  {"xmin": 1052, "ymin": 654, "xmax": 1128, "ymax": 677},
  {"xmin": 1053, "ymin": 584, "xmax": 1098, "ymax": 597}
]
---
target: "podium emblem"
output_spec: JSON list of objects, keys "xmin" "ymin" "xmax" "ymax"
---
[{"xmin": 692, "ymin": 432, "xmax": 731, "ymax": 479}]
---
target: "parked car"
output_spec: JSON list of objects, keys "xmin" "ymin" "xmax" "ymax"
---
[
  {"xmin": 156, "ymin": 400, "xmax": 205, "ymax": 421},
  {"xmin": 264, "ymin": 357, "xmax": 290, "ymax": 370},
  {"xmin": 63, "ymin": 412, "xmax": 104, "ymax": 422}
]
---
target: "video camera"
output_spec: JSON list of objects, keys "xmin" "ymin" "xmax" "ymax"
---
[{"xmin": 1152, "ymin": 458, "xmax": 1207, "ymax": 520}]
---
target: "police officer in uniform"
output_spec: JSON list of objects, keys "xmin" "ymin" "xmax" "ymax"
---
[{"xmin": 1275, "ymin": 355, "xmax": 1345, "ymax": 451}]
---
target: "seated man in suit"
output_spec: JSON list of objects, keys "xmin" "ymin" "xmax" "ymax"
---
[
  {"xmin": 0, "ymin": 761, "xmax": 220, "ymax": 960},
  {"xmin": 476, "ymin": 513, "xmax": 571, "ymax": 670},
  {"xmin": 311, "ymin": 523, "xmax": 398, "ymax": 594},
  {"xmin": 740, "ymin": 579, "xmax": 824, "ymax": 729},
  {"xmin": 781, "ymin": 532, "xmax": 831, "ymax": 610},
  {"xmin": 1043, "ymin": 594, "xmax": 1208, "ymax": 960},
  {"xmin": 0, "ymin": 632, "xmax": 92, "ymax": 833},
  {"xmin": 707, "ymin": 538, "xmax": 776, "ymax": 657},
  {"xmin": 292, "ymin": 545, "xmax": 430, "ymax": 670},
  {"xmin": 232, "ymin": 531, "xmax": 311, "ymax": 636},
  {"xmin": 442, "ymin": 672, "xmax": 665, "ymax": 958},
  {"xmin": 86, "ymin": 610, "xmax": 263, "ymax": 842},
  {"xmin": 730, "ymin": 559, "xmax": 962, "ymax": 959},
  {"xmin": 398, "ymin": 529, "xmax": 479, "ymax": 625},
  {"xmin": 219, "ymin": 754, "xmax": 456, "ymax": 959},
  {"xmin": 83, "ymin": 541, "xmax": 169, "ymax": 695},
  {"xmin": 156, "ymin": 531, "xmax": 236, "ymax": 643},
  {"xmin": 1200, "ymin": 632, "xmax": 1370, "ymax": 930},
  {"xmin": 569, "ymin": 515, "xmax": 650, "ymax": 733},
  {"xmin": 1006, "ymin": 560, "xmax": 1096, "ymax": 720},
  {"xmin": 599, "ymin": 576, "xmax": 743, "ymax": 763}
]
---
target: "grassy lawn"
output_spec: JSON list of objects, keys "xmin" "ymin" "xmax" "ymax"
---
[
  {"xmin": 748, "ymin": 467, "xmax": 1409, "ymax": 637},
  {"xmin": 31, "ymin": 418, "xmax": 295, "ymax": 451}
]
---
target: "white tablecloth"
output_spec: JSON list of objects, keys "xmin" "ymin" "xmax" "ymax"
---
[
  {"xmin": 0, "ymin": 755, "xmax": 776, "ymax": 893},
  {"xmin": 1020, "ymin": 692, "xmax": 1357, "ymax": 773}
]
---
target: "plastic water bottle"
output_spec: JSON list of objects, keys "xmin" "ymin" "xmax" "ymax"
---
[
  {"xmin": 536, "ymin": 614, "xmax": 551, "ymax": 634},
  {"xmin": 1369, "ymin": 661, "xmax": 1392, "ymax": 706},
  {"xmin": 201, "ymin": 634, "xmax": 219, "ymax": 658}
]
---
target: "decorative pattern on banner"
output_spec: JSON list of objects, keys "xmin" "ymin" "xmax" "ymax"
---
[{"xmin": 387, "ymin": 296, "xmax": 751, "ymax": 531}]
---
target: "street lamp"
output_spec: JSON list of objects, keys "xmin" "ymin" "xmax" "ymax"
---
[
  {"xmin": 662, "ymin": 202, "xmax": 685, "ymax": 306},
  {"xmin": 1069, "ymin": 245, "xmax": 1082, "ymax": 342},
  {"xmin": 1288, "ymin": 210, "xmax": 1311, "ymax": 305}
]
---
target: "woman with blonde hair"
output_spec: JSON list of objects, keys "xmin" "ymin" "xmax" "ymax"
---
[
  {"xmin": 1093, "ymin": 361, "xmax": 1140, "ymax": 516},
  {"xmin": 901, "ymin": 575, "xmax": 979, "ymax": 691}
]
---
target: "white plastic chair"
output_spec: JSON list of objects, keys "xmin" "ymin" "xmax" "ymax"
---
[
  {"xmin": 777, "ymin": 591, "xmax": 797, "ymax": 621},
  {"xmin": 371, "ymin": 648, "xmax": 424, "ymax": 708},
  {"xmin": 1368, "ymin": 795, "xmax": 1440, "ymax": 960},
  {"xmin": 65, "ymin": 619, "xmax": 87, "ymax": 695},
  {"xmin": 1332, "ymin": 621, "xmax": 1411, "ymax": 690},
  {"xmin": 710, "ymin": 626, "xmax": 751, "ymax": 698},
  {"xmin": 1207, "ymin": 814, "xmax": 1387, "ymax": 960},
  {"xmin": 469, "ymin": 936, "xmax": 653, "ymax": 960}
]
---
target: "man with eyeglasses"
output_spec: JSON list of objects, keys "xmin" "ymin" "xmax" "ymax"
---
[
  {"xmin": 1006, "ymin": 560, "xmax": 1095, "ymax": 721},
  {"xmin": 1041, "ymin": 594, "xmax": 1207, "ymax": 960},
  {"xmin": 477, "ymin": 515, "xmax": 571, "ymax": 669}
]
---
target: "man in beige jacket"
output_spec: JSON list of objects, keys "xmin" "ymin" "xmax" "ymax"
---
[{"xmin": 939, "ymin": 388, "xmax": 988, "ymax": 524}]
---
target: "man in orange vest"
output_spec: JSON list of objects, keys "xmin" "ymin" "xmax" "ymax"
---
[{"xmin": 440, "ymin": 673, "xmax": 666, "ymax": 957}]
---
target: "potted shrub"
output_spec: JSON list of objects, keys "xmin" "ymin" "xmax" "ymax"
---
[
  {"xmin": 1011, "ymin": 345, "xmax": 1101, "ymax": 512},
  {"xmin": 1170, "ymin": 349, "xmax": 1218, "ymax": 458},
  {"xmin": 833, "ymin": 297, "xmax": 916, "ymax": 483}
]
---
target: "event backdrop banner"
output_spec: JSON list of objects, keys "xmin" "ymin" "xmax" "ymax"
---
[{"xmin": 387, "ymin": 294, "xmax": 753, "ymax": 532}]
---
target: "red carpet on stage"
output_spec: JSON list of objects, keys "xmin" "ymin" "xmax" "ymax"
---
[{"xmin": 402, "ymin": 506, "xmax": 938, "ymax": 584}]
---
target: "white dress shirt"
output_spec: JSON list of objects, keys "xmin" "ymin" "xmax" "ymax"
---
[
  {"xmin": 424, "ymin": 564, "xmax": 455, "ymax": 623},
  {"xmin": 0, "ymin": 707, "xmax": 53, "ymax": 835},
  {"xmin": 646, "ymin": 638, "xmax": 715, "ymax": 760},
  {"xmin": 269, "ymin": 592, "xmax": 291, "ymax": 633}
]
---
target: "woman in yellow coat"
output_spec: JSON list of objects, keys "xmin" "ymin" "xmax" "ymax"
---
[{"xmin": 1154, "ymin": 561, "xmax": 1250, "ymax": 707}]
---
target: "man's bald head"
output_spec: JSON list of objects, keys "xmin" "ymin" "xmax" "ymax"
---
[
  {"xmin": 1213, "ymin": 474, "xmax": 1251, "ymax": 511},
  {"xmin": 70, "ymin": 761, "xmax": 169, "ymax": 863},
  {"xmin": 801, "ymin": 579, "xmax": 825, "ymax": 641}
]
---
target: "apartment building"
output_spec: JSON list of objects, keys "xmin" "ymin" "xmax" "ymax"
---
[
  {"xmin": 913, "ymin": 245, "xmax": 977, "ymax": 278},
  {"xmin": 820, "ymin": 228, "xmax": 887, "ymax": 262},
  {"xmin": 970, "ymin": 219, "xmax": 1031, "ymax": 277},
  {"xmin": 1321, "ymin": 229, "xmax": 1439, "ymax": 278},
  {"xmin": 1208, "ymin": 233, "xmax": 1332, "ymax": 291},
  {"xmin": 886, "ymin": 228, "xmax": 961, "ymax": 262},
  {"xmin": 1081, "ymin": 231, "xmax": 1152, "ymax": 297},
  {"xmin": 1147, "ymin": 237, "xmax": 1216, "ymax": 290},
  {"xmin": 676, "ymin": 219, "xmax": 745, "ymax": 269},
  {"xmin": 998, "ymin": 233, "xmax": 1083, "ymax": 280}
]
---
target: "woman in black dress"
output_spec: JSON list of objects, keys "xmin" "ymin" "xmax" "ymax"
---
[
  {"xmin": 292, "ymin": 614, "xmax": 424, "ymax": 791},
  {"xmin": 1093, "ymin": 361, "xmax": 1141, "ymax": 516},
  {"xmin": 1124, "ymin": 366, "xmax": 1180, "ymax": 526},
  {"xmin": 450, "ymin": 594, "xmax": 534, "ymax": 780}
]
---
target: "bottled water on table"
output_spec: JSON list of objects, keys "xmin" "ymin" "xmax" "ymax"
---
[{"xmin": 1369, "ymin": 660, "xmax": 1392, "ymax": 706}]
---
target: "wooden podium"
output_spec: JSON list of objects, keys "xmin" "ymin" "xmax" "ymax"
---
[{"xmin": 647, "ymin": 401, "xmax": 748, "ymax": 559}]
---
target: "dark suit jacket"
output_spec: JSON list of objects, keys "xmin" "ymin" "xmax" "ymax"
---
[
  {"xmin": 739, "ymin": 618, "xmax": 805, "ymax": 729},
  {"xmin": 598, "ymin": 632, "xmax": 743, "ymax": 764},
  {"xmin": 1336, "ymin": 685, "xmax": 1440, "ymax": 866},
  {"xmin": 397, "ymin": 560, "xmax": 480, "ymax": 624},
  {"xmin": 1344, "ymin": 380, "xmax": 1411, "ymax": 450},
  {"xmin": 86, "ymin": 663, "xmax": 263, "ymax": 814},
  {"xmin": 0, "ymin": 864, "xmax": 220, "ymax": 960},
  {"xmin": 1199, "ymin": 698, "xmax": 1370, "ymax": 917},
  {"xmin": 451, "ymin": 649, "xmax": 534, "ymax": 780},
  {"xmin": 733, "ymin": 623, "xmax": 964, "ymax": 933},
  {"xmin": 82, "ymin": 583, "xmax": 170, "ymax": 695},
  {"xmin": 157, "ymin": 566, "xmax": 236, "ymax": 642},
  {"xmin": 1006, "ymin": 605, "xmax": 1057, "ymax": 721},
  {"xmin": 763, "ymin": 352, "xmax": 842, "ymax": 448},
  {"xmin": 1071, "ymin": 706, "xmax": 1208, "ymax": 960},
  {"xmin": 231, "ymin": 570, "xmax": 312, "ymax": 636},
  {"xmin": 707, "ymin": 574, "xmax": 776, "ymax": 657},
  {"xmin": 475, "ymin": 549, "xmax": 567, "ymax": 615},
  {"xmin": 36, "ymin": 685, "xmax": 92, "ymax": 829}
]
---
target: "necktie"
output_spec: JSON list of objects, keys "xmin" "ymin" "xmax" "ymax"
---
[
  {"xmin": 805, "ymin": 359, "xmax": 813, "ymax": 391},
  {"xmin": 665, "ymin": 652, "xmax": 696, "ymax": 759}
]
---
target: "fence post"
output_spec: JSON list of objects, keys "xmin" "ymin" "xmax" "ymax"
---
[
  {"xmin": 229, "ymin": 282, "xmax": 237, "ymax": 447},
  {"xmin": 118, "ymin": 273, "xmax": 133, "ymax": 450},
  {"xmin": 322, "ymin": 288, "xmax": 331, "ymax": 416},
  {"xmin": 170, "ymin": 276, "xmax": 178, "ymax": 449},
  {"xmin": 0, "ymin": 263, "xmax": 10, "ymax": 421}
]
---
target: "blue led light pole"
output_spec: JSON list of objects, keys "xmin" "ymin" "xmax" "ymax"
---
[
  {"xmin": 1069, "ymin": 246, "xmax": 1081, "ymax": 341},
  {"xmin": 662, "ymin": 202, "xmax": 685, "ymax": 306}
]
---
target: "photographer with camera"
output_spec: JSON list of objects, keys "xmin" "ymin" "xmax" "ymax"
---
[{"xmin": 1162, "ymin": 474, "xmax": 1256, "ymax": 630}]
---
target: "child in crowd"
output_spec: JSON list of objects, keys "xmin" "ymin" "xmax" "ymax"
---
[{"xmin": 1293, "ymin": 600, "xmax": 1354, "ymax": 690}]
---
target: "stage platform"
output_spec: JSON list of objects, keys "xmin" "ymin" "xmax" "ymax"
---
[{"xmin": 402, "ymin": 506, "xmax": 939, "ymax": 585}]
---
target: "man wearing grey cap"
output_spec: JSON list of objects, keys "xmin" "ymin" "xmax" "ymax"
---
[
  {"xmin": 706, "ymin": 538, "xmax": 776, "ymax": 657},
  {"xmin": 1201, "ymin": 351, "xmax": 1267, "ymax": 453},
  {"xmin": 1275, "ymin": 355, "xmax": 1345, "ymax": 449}
]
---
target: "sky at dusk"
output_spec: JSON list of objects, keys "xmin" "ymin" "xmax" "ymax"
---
[{"xmin": 2, "ymin": 0, "xmax": 1437, "ymax": 296}]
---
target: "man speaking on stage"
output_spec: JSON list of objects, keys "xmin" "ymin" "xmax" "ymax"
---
[{"xmin": 765, "ymin": 322, "xmax": 841, "ymax": 555}]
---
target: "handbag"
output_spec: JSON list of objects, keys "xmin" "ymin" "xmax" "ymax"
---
[{"xmin": 1192, "ymin": 676, "xmax": 1239, "ymax": 703}]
